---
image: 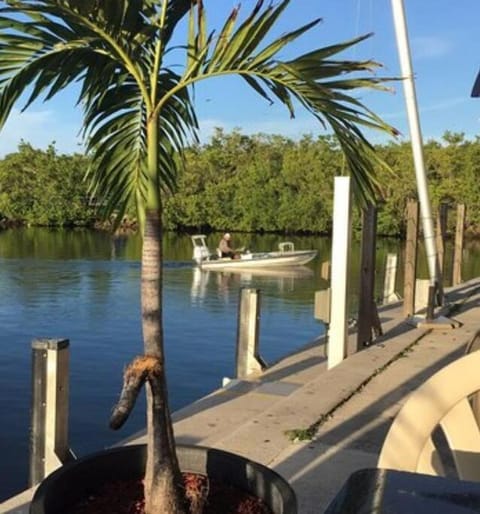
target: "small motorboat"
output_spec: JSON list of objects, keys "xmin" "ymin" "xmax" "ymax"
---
[{"xmin": 191, "ymin": 234, "xmax": 317, "ymax": 270}]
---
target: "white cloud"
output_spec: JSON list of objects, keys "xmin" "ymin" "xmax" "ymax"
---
[{"xmin": 0, "ymin": 108, "xmax": 83, "ymax": 157}]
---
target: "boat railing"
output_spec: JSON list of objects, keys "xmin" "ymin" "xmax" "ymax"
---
[
  {"xmin": 278, "ymin": 241, "xmax": 295, "ymax": 252},
  {"xmin": 191, "ymin": 235, "xmax": 212, "ymax": 264}
]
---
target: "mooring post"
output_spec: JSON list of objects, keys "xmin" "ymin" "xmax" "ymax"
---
[
  {"xmin": 403, "ymin": 199, "xmax": 419, "ymax": 318},
  {"xmin": 30, "ymin": 338, "xmax": 73, "ymax": 486},
  {"xmin": 236, "ymin": 288, "xmax": 266, "ymax": 379},
  {"xmin": 436, "ymin": 203, "xmax": 448, "ymax": 280},
  {"xmin": 383, "ymin": 253, "xmax": 399, "ymax": 304},
  {"xmin": 425, "ymin": 285, "xmax": 436, "ymax": 321},
  {"xmin": 414, "ymin": 278, "xmax": 431, "ymax": 314},
  {"xmin": 433, "ymin": 202, "xmax": 448, "ymax": 306},
  {"xmin": 357, "ymin": 203, "xmax": 378, "ymax": 350},
  {"xmin": 452, "ymin": 203, "xmax": 466, "ymax": 286},
  {"xmin": 328, "ymin": 177, "xmax": 352, "ymax": 369}
]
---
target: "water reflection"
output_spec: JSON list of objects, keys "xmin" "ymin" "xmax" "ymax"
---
[
  {"xmin": 3, "ymin": 227, "xmax": 480, "ymax": 502},
  {"xmin": 191, "ymin": 266, "xmax": 314, "ymax": 304}
]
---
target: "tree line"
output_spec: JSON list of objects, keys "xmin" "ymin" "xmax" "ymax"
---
[{"xmin": 1, "ymin": 130, "xmax": 479, "ymax": 237}]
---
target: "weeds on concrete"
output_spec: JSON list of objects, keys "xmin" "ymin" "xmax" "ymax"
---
[{"xmin": 282, "ymin": 291, "xmax": 474, "ymax": 443}]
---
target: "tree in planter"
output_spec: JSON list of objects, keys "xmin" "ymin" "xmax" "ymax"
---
[{"xmin": 0, "ymin": 1, "xmax": 397, "ymax": 512}]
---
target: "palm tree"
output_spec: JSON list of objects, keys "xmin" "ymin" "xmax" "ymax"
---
[{"xmin": 0, "ymin": 1, "xmax": 397, "ymax": 512}]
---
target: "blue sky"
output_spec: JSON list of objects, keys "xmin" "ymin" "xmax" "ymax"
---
[{"xmin": 0, "ymin": 0, "xmax": 478, "ymax": 157}]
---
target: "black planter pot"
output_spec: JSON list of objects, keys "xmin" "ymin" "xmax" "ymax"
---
[{"xmin": 30, "ymin": 444, "xmax": 297, "ymax": 514}]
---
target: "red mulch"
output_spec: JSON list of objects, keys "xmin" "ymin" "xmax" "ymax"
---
[{"xmin": 67, "ymin": 473, "xmax": 273, "ymax": 514}]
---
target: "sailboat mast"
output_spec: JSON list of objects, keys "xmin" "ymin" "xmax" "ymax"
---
[{"xmin": 391, "ymin": 0, "xmax": 438, "ymax": 288}]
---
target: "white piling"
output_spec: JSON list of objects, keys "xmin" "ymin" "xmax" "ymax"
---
[
  {"xmin": 383, "ymin": 253, "xmax": 399, "ymax": 304},
  {"xmin": 414, "ymin": 279, "xmax": 431, "ymax": 314},
  {"xmin": 236, "ymin": 288, "xmax": 266, "ymax": 378},
  {"xmin": 328, "ymin": 177, "xmax": 352, "ymax": 369},
  {"xmin": 30, "ymin": 338, "xmax": 74, "ymax": 485}
]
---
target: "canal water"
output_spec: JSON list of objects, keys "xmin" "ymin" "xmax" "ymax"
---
[{"xmin": 0, "ymin": 228, "xmax": 477, "ymax": 501}]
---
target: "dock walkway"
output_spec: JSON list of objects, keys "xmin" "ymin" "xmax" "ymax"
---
[{"xmin": 3, "ymin": 278, "xmax": 480, "ymax": 514}]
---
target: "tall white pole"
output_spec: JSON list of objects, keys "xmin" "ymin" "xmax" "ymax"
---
[
  {"xmin": 391, "ymin": 0, "xmax": 438, "ymax": 287},
  {"xmin": 328, "ymin": 177, "xmax": 352, "ymax": 369}
]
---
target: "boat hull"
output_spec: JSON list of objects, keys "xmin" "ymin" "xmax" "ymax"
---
[{"xmin": 198, "ymin": 250, "xmax": 317, "ymax": 270}]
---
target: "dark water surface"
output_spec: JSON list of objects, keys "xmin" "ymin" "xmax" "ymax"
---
[{"xmin": 0, "ymin": 228, "xmax": 478, "ymax": 501}]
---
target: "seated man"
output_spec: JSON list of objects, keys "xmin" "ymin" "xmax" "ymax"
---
[{"xmin": 218, "ymin": 233, "xmax": 236, "ymax": 258}]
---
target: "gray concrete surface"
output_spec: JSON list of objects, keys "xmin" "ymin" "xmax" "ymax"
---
[{"xmin": 2, "ymin": 278, "xmax": 480, "ymax": 514}]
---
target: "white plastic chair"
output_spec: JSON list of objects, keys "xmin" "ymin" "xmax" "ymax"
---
[{"xmin": 378, "ymin": 350, "xmax": 480, "ymax": 482}]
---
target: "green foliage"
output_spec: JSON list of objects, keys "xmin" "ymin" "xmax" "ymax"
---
[
  {"xmin": 0, "ymin": 0, "xmax": 398, "ymax": 223},
  {"xmin": 165, "ymin": 130, "xmax": 337, "ymax": 233},
  {"xmin": 0, "ymin": 2, "xmax": 400, "ymax": 511},
  {"xmin": 4, "ymin": 130, "xmax": 480, "ymax": 237},
  {"xmin": 164, "ymin": 130, "xmax": 480, "ymax": 236},
  {"xmin": 0, "ymin": 142, "xmax": 94, "ymax": 226}
]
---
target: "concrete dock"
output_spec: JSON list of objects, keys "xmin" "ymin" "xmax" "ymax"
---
[{"xmin": 2, "ymin": 278, "xmax": 480, "ymax": 514}]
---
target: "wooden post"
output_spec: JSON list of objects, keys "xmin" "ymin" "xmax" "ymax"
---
[
  {"xmin": 403, "ymin": 199, "xmax": 419, "ymax": 317},
  {"xmin": 30, "ymin": 338, "xmax": 73, "ymax": 486},
  {"xmin": 328, "ymin": 177, "xmax": 352, "ymax": 369},
  {"xmin": 236, "ymin": 288, "xmax": 266, "ymax": 378},
  {"xmin": 436, "ymin": 203, "xmax": 448, "ymax": 279},
  {"xmin": 452, "ymin": 204, "xmax": 466, "ymax": 286},
  {"xmin": 426, "ymin": 285, "xmax": 436, "ymax": 321},
  {"xmin": 383, "ymin": 253, "xmax": 399, "ymax": 304},
  {"xmin": 357, "ymin": 204, "xmax": 378, "ymax": 350},
  {"xmin": 434, "ymin": 203, "xmax": 448, "ymax": 305}
]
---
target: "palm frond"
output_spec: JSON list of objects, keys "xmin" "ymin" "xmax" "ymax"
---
[
  {"xmin": 1, "ymin": 0, "xmax": 398, "ymax": 212},
  {"xmin": 178, "ymin": 0, "xmax": 397, "ymax": 205},
  {"xmin": 162, "ymin": 0, "xmax": 197, "ymax": 44},
  {"xmin": 0, "ymin": 0, "xmax": 196, "ymax": 226},
  {"xmin": 84, "ymin": 67, "xmax": 197, "ymax": 225}
]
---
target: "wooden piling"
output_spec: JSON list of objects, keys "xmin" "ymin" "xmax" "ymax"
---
[
  {"xmin": 434, "ymin": 203, "xmax": 448, "ymax": 305},
  {"xmin": 403, "ymin": 199, "xmax": 419, "ymax": 317},
  {"xmin": 357, "ymin": 204, "xmax": 379, "ymax": 350},
  {"xmin": 452, "ymin": 204, "xmax": 466, "ymax": 286},
  {"xmin": 436, "ymin": 203, "xmax": 448, "ymax": 279}
]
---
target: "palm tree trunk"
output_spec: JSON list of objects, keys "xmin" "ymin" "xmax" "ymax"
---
[
  {"xmin": 142, "ymin": 118, "xmax": 187, "ymax": 513},
  {"xmin": 142, "ymin": 209, "xmax": 187, "ymax": 514}
]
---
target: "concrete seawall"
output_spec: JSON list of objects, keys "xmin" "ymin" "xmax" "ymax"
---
[{"xmin": 3, "ymin": 278, "xmax": 480, "ymax": 514}]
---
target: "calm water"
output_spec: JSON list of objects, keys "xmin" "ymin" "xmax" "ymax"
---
[{"xmin": 0, "ymin": 228, "xmax": 478, "ymax": 501}]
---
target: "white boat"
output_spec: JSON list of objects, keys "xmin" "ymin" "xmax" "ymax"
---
[{"xmin": 191, "ymin": 234, "xmax": 317, "ymax": 270}]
